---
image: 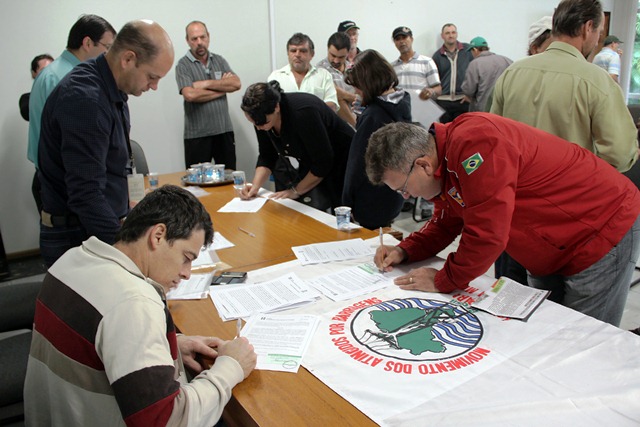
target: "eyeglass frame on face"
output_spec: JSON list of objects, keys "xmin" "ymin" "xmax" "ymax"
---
[
  {"xmin": 395, "ymin": 154, "xmax": 426, "ymax": 196},
  {"xmin": 95, "ymin": 41, "xmax": 112, "ymax": 50}
]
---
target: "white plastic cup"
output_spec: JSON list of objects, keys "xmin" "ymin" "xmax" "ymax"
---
[
  {"xmin": 213, "ymin": 164, "xmax": 225, "ymax": 181},
  {"xmin": 202, "ymin": 162, "xmax": 214, "ymax": 182},
  {"xmin": 148, "ymin": 172, "xmax": 159, "ymax": 190},
  {"xmin": 232, "ymin": 170, "xmax": 246, "ymax": 191},
  {"xmin": 335, "ymin": 206, "xmax": 352, "ymax": 230},
  {"xmin": 187, "ymin": 168, "xmax": 199, "ymax": 183},
  {"xmin": 190, "ymin": 163, "xmax": 203, "ymax": 182}
]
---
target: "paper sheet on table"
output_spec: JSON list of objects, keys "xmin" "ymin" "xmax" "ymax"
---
[
  {"xmin": 192, "ymin": 241, "xmax": 223, "ymax": 268},
  {"xmin": 218, "ymin": 197, "xmax": 267, "ymax": 213},
  {"xmin": 166, "ymin": 272, "xmax": 214, "ymax": 300},
  {"xmin": 292, "ymin": 238, "xmax": 374, "ymax": 265},
  {"xmin": 255, "ymin": 188, "xmax": 361, "ymax": 230},
  {"xmin": 471, "ymin": 276, "xmax": 550, "ymax": 321},
  {"xmin": 182, "ymin": 186, "xmax": 210, "ymax": 198},
  {"xmin": 307, "ymin": 262, "xmax": 398, "ymax": 301},
  {"xmin": 241, "ymin": 313, "xmax": 320, "ymax": 373},
  {"xmin": 211, "ymin": 232, "xmax": 234, "ymax": 251},
  {"xmin": 209, "ymin": 272, "xmax": 319, "ymax": 320},
  {"xmin": 408, "ymin": 90, "xmax": 445, "ymax": 128}
]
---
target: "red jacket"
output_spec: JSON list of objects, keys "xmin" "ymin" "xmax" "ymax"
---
[{"xmin": 398, "ymin": 113, "xmax": 640, "ymax": 293}]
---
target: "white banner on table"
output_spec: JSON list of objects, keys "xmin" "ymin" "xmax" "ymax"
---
[
  {"xmin": 246, "ymin": 243, "xmax": 640, "ymax": 426},
  {"xmin": 241, "ymin": 313, "xmax": 320, "ymax": 373},
  {"xmin": 303, "ymin": 286, "xmax": 566, "ymax": 426}
]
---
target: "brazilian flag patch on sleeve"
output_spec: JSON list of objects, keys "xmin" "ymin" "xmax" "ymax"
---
[{"xmin": 461, "ymin": 153, "xmax": 484, "ymax": 175}]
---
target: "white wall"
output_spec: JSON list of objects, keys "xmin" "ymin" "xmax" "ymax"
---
[{"xmin": 0, "ymin": 0, "xmax": 628, "ymax": 254}]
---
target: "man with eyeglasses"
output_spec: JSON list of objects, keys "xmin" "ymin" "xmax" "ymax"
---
[
  {"xmin": 368, "ymin": 113, "xmax": 640, "ymax": 327},
  {"xmin": 28, "ymin": 15, "xmax": 115, "ymax": 214}
]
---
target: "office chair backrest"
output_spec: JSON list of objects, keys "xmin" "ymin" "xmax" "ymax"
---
[{"xmin": 130, "ymin": 139, "xmax": 149, "ymax": 176}]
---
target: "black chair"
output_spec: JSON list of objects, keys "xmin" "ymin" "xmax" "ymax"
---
[
  {"xmin": 0, "ymin": 280, "xmax": 42, "ymax": 424},
  {"xmin": 130, "ymin": 139, "xmax": 149, "ymax": 176}
]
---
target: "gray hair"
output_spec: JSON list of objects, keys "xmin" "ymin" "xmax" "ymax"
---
[{"xmin": 365, "ymin": 122, "xmax": 435, "ymax": 184}]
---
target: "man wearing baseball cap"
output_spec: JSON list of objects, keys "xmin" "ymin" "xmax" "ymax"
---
[
  {"xmin": 528, "ymin": 16, "xmax": 554, "ymax": 55},
  {"xmin": 461, "ymin": 36, "xmax": 512, "ymax": 112},
  {"xmin": 337, "ymin": 20, "xmax": 360, "ymax": 64},
  {"xmin": 593, "ymin": 34, "xmax": 623, "ymax": 83},
  {"xmin": 391, "ymin": 26, "xmax": 442, "ymax": 102}
]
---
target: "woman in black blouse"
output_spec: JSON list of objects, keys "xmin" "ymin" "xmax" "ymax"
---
[
  {"xmin": 342, "ymin": 49, "xmax": 411, "ymax": 229},
  {"xmin": 240, "ymin": 81, "xmax": 354, "ymax": 211}
]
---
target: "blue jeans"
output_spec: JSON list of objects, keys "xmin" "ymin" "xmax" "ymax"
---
[
  {"xmin": 40, "ymin": 223, "xmax": 86, "ymax": 268},
  {"xmin": 527, "ymin": 216, "xmax": 640, "ymax": 327}
]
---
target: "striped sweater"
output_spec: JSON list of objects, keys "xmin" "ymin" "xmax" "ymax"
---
[{"xmin": 24, "ymin": 237, "xmax": 243, "ymax": 426}]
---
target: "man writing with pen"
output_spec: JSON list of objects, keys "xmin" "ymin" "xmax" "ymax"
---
[
  {"xmin": 25, "ymin": 185, "xmax": 256, "ymax": 426},
  {"xmin": 368, "ymin": 114, "xmax": 640, "ymax": 328}
]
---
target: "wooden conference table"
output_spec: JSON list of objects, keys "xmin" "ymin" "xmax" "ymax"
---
[{"xmin": 161, "ymin": 172, "xmax": 379, "ymax": 426}]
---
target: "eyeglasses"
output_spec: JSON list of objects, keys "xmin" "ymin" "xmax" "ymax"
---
[
  {"xmin": 396, "ymin": 154, "xmax": 425, "ymax": 196},
  {"xmin": 95, "ymin": 41, "xmax": 112, "ymax": 50}
]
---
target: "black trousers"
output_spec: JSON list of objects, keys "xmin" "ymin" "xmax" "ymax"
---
[
  {"xmin": 184, "ymin": 131, "xmax": 236, "ymax": 170},
  {"xmin": 436, "ymin": 99, "xmax": 470, "ymax": 124}
]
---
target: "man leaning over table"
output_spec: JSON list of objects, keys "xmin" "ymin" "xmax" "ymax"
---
[
  {"xmin": 369, "ymin": 114, "xmax": 640, "ymax": 327},
  {"xmin": 38, "ymin": 20, "xmax": 173, "ymax": 267},
  {"xmin": 25, "ymin": 185, "xmax": 257, "ymax": 426}
]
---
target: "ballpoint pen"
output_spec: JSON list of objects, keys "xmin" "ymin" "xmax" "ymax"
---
[
  {"xmin": 238, "ymin": 227, "xmax": 256, "ymax": 237},
  {"xmin": 236, "ymin": 318, "xmax": 242, "ymax": 338},
  {"xmin": 378, "ymin": 227, "xmax": 385, "ymax": 273}
]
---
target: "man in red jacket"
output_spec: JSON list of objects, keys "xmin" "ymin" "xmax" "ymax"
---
[{"xmin": 369, "ymin": 113, "xmax": 640, "ymax": 326}]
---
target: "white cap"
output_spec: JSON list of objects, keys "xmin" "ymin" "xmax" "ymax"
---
[{"xmin": 528, "ymin": 16, "xmax": 553, "ymax": 48}]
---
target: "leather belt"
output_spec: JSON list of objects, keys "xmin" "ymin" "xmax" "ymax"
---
[{"xmin": 41, "ymin": 211, "xmax": 80, "ymax": 228}]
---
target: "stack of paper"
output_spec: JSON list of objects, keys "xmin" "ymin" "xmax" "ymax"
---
[
  {"xmin": 292, "ymin": 238, "xmax": 374, "ymax": 265},
  {"xmin": 166, "ymin": 272, "xmax": 215, "ymax": 300},
  {"xmin": 471, "ymin": 276, "xmax": 550, "ymax": 321},
  {"xmin": 241, "ymin": 313, "xmax": 320, "ymax": 373},
  {"xmin": 209, "ymin": 273, "xmax": 320, "ymax": 320},
  {"xmin": 307, "ymin": 262, "xmax": 394, "ymax": 301}
]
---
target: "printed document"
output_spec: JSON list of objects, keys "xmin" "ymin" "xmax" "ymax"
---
[
  {"xmin": 307, "ymin": 262, "xmax": 394, "ymax": 301},
  {"xmin": 241, "ymin": 313, "xmax": 320, "ymax": 373},
  {"xmin": 209, "ymin": 272, "xmax": 319, "ymax": 320},
  {"xmin": 292, "ymin": 238, "xmax": 374, "ymax": 265},
  {"xmin": 471, "ymin": 276, "xmax": 550, "ymax": 321}
]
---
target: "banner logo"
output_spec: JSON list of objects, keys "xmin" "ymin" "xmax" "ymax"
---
[
  {"xmin": 352, "ymin": 298, "xmax": 482, "ymax": 361},
  {"xmin": 330, "ymin": 298, "xmax": 490, "ymax": 375}
]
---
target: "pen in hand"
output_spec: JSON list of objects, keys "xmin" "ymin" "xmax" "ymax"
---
[
  {"xmin": 378, "ymin": 227, "xmax": 385, "ymax": 273},
  {"xmin": 236, "ymin": 318, "xmax": 242, "ymax": 338}
]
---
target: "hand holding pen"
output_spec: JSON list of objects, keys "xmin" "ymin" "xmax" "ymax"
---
[
  {"xmin": 378, "ymin": 228, "xmax": 385, "ymax": 273},
  {"xmin": 374, "ymin": 244, "xmax": 407, "ymax": 273}
]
